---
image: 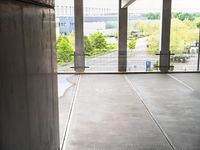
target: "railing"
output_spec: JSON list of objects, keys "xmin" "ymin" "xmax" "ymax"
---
[{"xmin": 57, "ymin": 50, "xmax": 200, "ymax": 73}]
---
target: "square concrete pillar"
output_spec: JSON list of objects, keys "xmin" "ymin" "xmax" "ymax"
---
[
  {"xmin": 118, "ymin": 0, "xmax": 128, "ymax": 72},
  {"xmin": 159, "ymin": 0, "xmax": 172, "ymax": 72},
  {"xmin": 74, "ymin": 0, "xmax": 85, "ymax": 72}
]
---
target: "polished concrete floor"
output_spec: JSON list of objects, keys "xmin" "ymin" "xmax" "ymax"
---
[{"xmin": 62, "ymin": 74, "xmax": 200, "ymax": 150}]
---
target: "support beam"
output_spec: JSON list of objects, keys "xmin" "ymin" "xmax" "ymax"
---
[
  {"xmin": 118, "ymin": 0, "xmax": 128, "ymax": 72},
  {"xmin": 0, "ymin": 1, "xmax": 59, "ymax": 150},
  {"xmin": 74, "ymin": 0, "xmax": 85, "ymax": 72},
  {"xmin": 159, "ymin": 0, "xmax": 172, "ymax": 72},
  {"xmin": 121, "ymin": 0, "xmax": 136, "ymax": 8}
]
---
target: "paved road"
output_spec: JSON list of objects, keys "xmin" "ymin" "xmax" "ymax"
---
[{"xmin": 127, "ymin": 37, "xmax": 157, "ymax": 72}]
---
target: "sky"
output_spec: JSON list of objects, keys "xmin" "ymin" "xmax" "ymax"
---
[{"xmin": 56, "ymin": 0, "xmax": 200, "ymax": 13}]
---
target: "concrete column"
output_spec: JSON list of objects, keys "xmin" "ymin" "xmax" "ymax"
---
[
  {"xmin": 197, "ymin": 28, "xmax": 200, "ymax": 71},
  {"xmin": 159, "ymin": 0, "xmax": 172, "ymax": 72},
  {"xmin": 74, "ymin": 0, "xmax": 85, "ymax": 72},
  {"xmin": 0, "ymin": 1, "xmax": 59, "ymax": 150},
  {"xmin": 118, "ymin": 0, "xmax": 128, "ymax": 72}
]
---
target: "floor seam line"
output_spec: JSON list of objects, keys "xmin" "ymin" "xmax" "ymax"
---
[
  {"xmin": 168, "ymin": 74, "xmax": 194, "ymax": 91},
  {"xmin": 124, "ymin": 75, "xmax": 176, "ymax": 150},
  {"xmin": 61, "ymin": 75, "xmax": 81, "ymax": 150}
]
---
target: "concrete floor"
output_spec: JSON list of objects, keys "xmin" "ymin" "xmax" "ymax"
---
[
  {"xmin": 58, "ymin": 75, "xmax": 79, "ymax": 146},
  {"xmin": 63, "ymin": 74, "xmax": 200, "ymax": 150}
]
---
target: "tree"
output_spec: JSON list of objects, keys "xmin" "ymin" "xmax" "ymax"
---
[
  {"xmin": 170, "ymin": 19, "xmax": 198, "ymax": 54},
  {"xmin": 89, "ymin": 32, "xmax": 108, "ymax": 53},
  {"xmin": 143, "ymin": 13, "xmax": 160, "ymax": 20},
  {"xmin": 148, "ymin": 34, "xmax": 160, "ymax": 55},
  {"xmin": 134, "ymin": 18, "xmax": 199, "ymax": 55},
  {"xmin": 56, "ymin": 35, "xmax": 74, "ymax": 63},
  {"xmin": 134, "ymin": 21, "xmax": 160, "ymax": 36}
]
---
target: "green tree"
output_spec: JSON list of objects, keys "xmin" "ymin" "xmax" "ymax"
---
[
  {"xmin": 143, "ymin": 13, "xmax": 160, "ymax": 20},
  {"xmin": 148, "ymin": 34, "xmax": 160, "ymax": 55},
  {"xmin": 134, "ymin": 21, "xmax": 160, "ymax": 36},
  {"xmin": 56, "ymin": 35, "xmax": 74, "ymax": 63},
  {"xmin": 134, "ymin": 18, "xmax": 198, "ymax": 55},
  {"xmin": 89, "ymin": 32, "xmax": 108, "ymax": 50},
  {"xmin": 170, "ymin": 19, "xmax": 198, "ymax": 54}
]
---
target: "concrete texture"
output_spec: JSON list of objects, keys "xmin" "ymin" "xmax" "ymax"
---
[
  {"xmin": 159, "ymin": 0, "xmax": 172, "ymax": 72},
  {"xmin": 74, "ymin": 0, "xmax": 85, "ymax": 72},
  {"xmin": 0, "ymin": 0, "xmax": 59, "ymax": 150},
  {"xmin": 65, "ymin": 74, "xmax": 200, "ymax": 150},
  {"xmin": 118, "ymin": 0, "xmax": 128, "ymax": 72},
  {"xmin": 126, "ymin": 74, "xmax": 200, "ymax": 150},
  {"xmin": 65, "ymin": 75, "xmax": 173, "ymax": 150},
  {"xmin": 16, "ymin": 0, "xmax": 54, "ymax": 7},
  {"xmin": 58, "ymin": 75, "xmax": 79, "ymax": 145}
]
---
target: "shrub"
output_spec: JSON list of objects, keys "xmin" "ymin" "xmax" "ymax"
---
[
  {"xmin": 89, "ymin": 32, "xmax": 108, "ymax": 50},
  {"xmin": 56, "ymin": 35, "xmax": 74, "ymax": 63},
  {"xmin": 128, "ymin": 38, "xmax": 137, "ymax": 49},
  {"xmin": 84, "ymin": 36, "xmax": 93, "ymax": 56}
]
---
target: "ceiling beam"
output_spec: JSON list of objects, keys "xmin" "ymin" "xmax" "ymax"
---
[{"xmin": 121, "ymin": 0, "xmax": 136, "ymax": 8}]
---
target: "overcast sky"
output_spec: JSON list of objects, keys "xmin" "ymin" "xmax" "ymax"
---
[{"xmin": 56, "ymin": 0, "xmax": 200, "ymax": 12}]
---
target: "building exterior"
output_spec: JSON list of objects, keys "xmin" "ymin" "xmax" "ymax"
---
[{"xmin": 55, "ymin": 6, "xmax": 115, "ymax": 35}]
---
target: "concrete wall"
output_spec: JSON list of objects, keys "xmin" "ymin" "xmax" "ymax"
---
[{"xmin": 0, "ymin": 0, "xmax": 59, "ymax": 150}]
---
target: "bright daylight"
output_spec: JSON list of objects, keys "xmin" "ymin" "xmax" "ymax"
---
[
  {"xmin": 56, "ymin": 0, "xmax": 200, "ymax": 72},
  {"xmin": 1, "ymin": 0, "xmax": 200, "ymax": 150}
]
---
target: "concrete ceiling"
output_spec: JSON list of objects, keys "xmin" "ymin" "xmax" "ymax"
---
[{"xmin": 121, "ymin": 0, "xmax": 136, "ymax": 8}]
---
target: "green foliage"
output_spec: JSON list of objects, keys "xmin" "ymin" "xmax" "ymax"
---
[
  {"xmin": 172, "ymin": 12, "xmax": 200, "ymax": 21},
  {"xmin": 143, "ymin": 13, "xmax": 160, "ymax": 20},
  {"xmin": 84, "ymin": 32, "xmax": 117, "ymax": 56},
  {"xmin": 170, "ymin": 19, "xmax": 198, "ymax": 54},
  {"xmin": 147, "ymin": 33, "xmax": 160, "ymax": 55},
  {"xmin": 134, "ymin": 21, "xmax": 160, "ymax": 36},
  {"xmin": 56, "ymin": 35, "xmax": 74, "ymax": 63},
  {"xmin": 128, "ymin": 38, "xmax": 137, "ymax": 49},
  {"xmin": 114, "ymin": 32, "xmax": 118, "ymax": 39},
  {"xmin": 84, "ymin": 36, "xmax": 93, "ymax": 56},
  {"xmin": 142, "ymin": 12, "xmax": 200, "ymax": 21},
  {"xmin": 107, "ymin": 43, "xmax": 117, "ymax": 50},
  {"xmin": 89, "ymin": 32, "xmax": 108, "ymax": 50},
  {"xmin": 197, "ymin": 22, "xmax": 200, "ymax": 28},
  {"xmin": 134, "ymin": 18, "xmax": 199, "ymax": 55},
  {"xmin": 56, "ymin": 32, "xmax": 117, "ymax": 64}
]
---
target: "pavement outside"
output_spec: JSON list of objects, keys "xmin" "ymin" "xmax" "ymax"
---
[{"xmin": 59, "ymin": 73, "xmax": 200, "ymax": 150}]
